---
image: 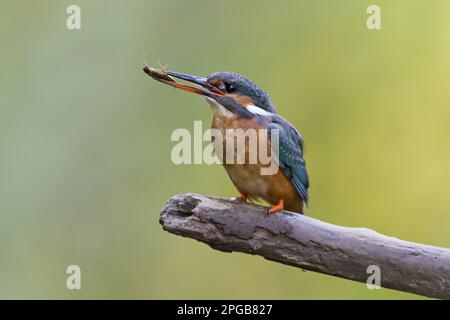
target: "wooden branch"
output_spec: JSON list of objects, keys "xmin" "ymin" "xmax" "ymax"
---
[{"xmin": 159, "ymin": 193, "xmax": 450, "ymax": 299}]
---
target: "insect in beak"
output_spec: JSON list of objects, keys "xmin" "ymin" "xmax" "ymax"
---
[{"xmin": 143, "ymin": 63, "xmax": 224, "ymax": 97}]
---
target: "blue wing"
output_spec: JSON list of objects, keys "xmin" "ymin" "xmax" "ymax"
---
[{"xmin": 268, "ymin": 115, "xmax": 309, "ymax": 205}]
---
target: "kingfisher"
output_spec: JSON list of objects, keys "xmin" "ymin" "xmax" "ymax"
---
[{"xmin": 144, "ymin": 65, "xmax": 309, "ymax": 214}]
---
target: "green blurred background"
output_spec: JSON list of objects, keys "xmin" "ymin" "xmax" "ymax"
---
[{"xmin": 1, "ymin": 0, "xmax": 449, "ymax": 299}]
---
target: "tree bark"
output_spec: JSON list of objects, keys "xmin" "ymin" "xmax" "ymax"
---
[{"xmin": 159, "ymin": 193, "xmax": 450, "ymax": 299}]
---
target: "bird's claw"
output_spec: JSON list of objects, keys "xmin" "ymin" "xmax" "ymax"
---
[
  {"xmin": 229, "ymin": 194, "xmax": 248, "ymax": 203},
  {"xmin": 267, "ymin": 199, "xmax": 284, "ymax": 215}
]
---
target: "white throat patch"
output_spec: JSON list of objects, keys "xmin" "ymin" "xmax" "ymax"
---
[
  {"xmin": 204, "ymin": 97, "xmax": 273, "ymax": 118},
  {"xmin": 204, "ymin": 97, "xmax": 235, "ymax": 118}
]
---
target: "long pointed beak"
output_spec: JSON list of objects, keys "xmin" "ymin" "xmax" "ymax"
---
[{"xmin": 143, "ymin": 66, "xmax": 224, "ymax": 97}]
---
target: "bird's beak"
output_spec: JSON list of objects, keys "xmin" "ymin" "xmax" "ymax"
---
[{"xmin": 143, "ymin": 65, "xmax": 224, "ymax": 97}]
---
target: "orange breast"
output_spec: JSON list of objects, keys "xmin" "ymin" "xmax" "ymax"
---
[{"xmin": 211, "ymin": 115, "xmax": 303, "ymax": 213}]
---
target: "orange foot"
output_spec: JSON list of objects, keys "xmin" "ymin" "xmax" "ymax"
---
[
  {"xmin": 237, "ymin": 193, "xmax": 248, "ymax": 202},
  {"xmin": 267, "ymin": 199, "xmax": 284, "ymax": 214}
]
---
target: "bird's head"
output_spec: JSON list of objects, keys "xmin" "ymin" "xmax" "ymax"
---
[{"xmin": 144, "ymin": 67, "xmax": 276, "ymax": 118}]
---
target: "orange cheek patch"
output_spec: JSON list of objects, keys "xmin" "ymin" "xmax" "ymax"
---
[{"xmin": 229, "ymin": 94, "xmax": 254, "ymax": 107}]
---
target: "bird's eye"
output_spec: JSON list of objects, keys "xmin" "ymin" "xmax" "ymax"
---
[{"xmin": 224, "ymin": 82, "xmax": 236, "ymax": 93}]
